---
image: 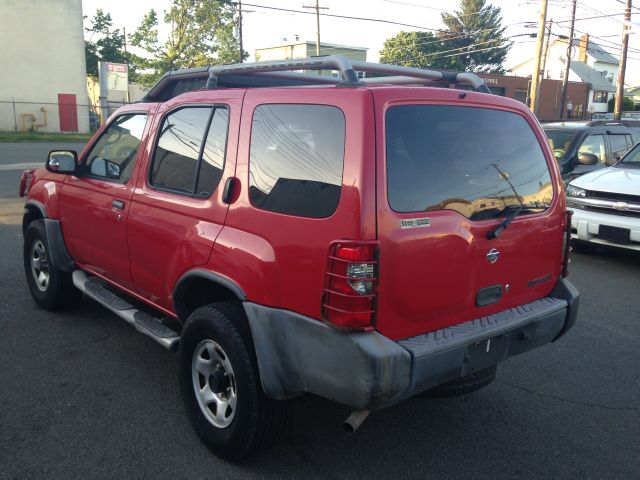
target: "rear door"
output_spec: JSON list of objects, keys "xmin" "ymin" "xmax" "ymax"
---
[{"xmin": 373, "ymin": 89, "xmax": 564, "ymax": 341}]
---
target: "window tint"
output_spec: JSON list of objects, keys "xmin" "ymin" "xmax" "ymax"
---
[
  {"xmin": 150, "ymin": 107, "xmax": 228, "ymax": 197},
  {"xmin": 578, "ymin": 134, "xmax": 605, "ymax": 163},
  {"xmin": 84, "ymin": 114, "xmax": 147, "ymax": 183},
  {"xmin": 608, "ymin": 134, "xmax": 628, "ymax": 156},
  {"xmin": 196, "ymin": 108, "xmax": 229, "ymax": 197},
  {"xmin": 249, "ymin": 104, "xmax": 345, "ymax": 218},
  {"xmin": 151, "ymin": 107, "xmax": 211, "ymax": 194},
  {"xmin": 386, "ymin": 106, "xmax": 553, "ymax": 219}
]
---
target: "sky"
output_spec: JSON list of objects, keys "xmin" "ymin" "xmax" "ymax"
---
[{"xmin": 81, "ymin": 0, "xmax": 640, "ymax": 86}]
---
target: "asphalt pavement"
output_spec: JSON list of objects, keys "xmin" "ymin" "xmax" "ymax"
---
[{"xmin": 0, "ymin": 142, "xmax": 639, "ymax": 479}]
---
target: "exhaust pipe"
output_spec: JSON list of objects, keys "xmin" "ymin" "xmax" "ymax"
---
[{"xmin": 343, "ymin": 410, "xmax": 370, "ymax": 433}]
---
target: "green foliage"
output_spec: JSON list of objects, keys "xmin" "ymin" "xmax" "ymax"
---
[
  {"xmin": 379, "ymin": 32, "xmax": 452, "ymax": 70},
  {"xmin": 607, "ymin": 95, "xmax": 635, "ymax": 112},
  {"xmin": 378, "ymin": 0, "xmax": 510, "ymax": 73},
  {"xmin": 84, "ymin": 9, "xmax": 136, "ymax": 80},
  {"xmin": 130, "ymin": 0, "xmax": 246, "ymax": 87},
  {"xmin": 440, "ymin": 0, "xmax": 510, "ymax": 73}
]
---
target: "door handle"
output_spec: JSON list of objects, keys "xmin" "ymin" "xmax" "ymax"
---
[
  {"xmin": 112, "ymin": 199, "xmax": 125, "ymax": 210},
  {"xmin": 222, "ymin": 177, "xmax": 238, "ymax": 204}
]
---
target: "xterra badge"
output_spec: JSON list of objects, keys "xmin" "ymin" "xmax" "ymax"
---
[{"xmin": 400, "ymin": 218, "xmax": 430, "ymax": 229}]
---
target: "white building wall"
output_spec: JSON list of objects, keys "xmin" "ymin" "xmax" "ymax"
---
[{"xmin": 0, "ymin": 0, "xmax": 89, "ymax": 133}]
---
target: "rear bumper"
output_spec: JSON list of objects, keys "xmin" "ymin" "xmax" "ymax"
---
[{"xmin": 244, "ymin": 278, "xmax": 579, "ymax": 410}]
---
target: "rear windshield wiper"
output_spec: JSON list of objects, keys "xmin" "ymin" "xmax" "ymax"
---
[
  {"xmin": 487, "ymin": 163, "xmax": 525, "ymax": 240},
  {"xmin": 487, "ymin": 205, "xmax": 523, "ymax": 239}
]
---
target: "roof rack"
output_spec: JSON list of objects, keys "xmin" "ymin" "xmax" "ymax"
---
[{"xmin": 143, "ymin": 55, "xmax": 490, "ymax": 102}]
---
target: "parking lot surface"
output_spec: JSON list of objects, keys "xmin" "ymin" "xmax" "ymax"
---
[{"xmin": 1, "ymin": 143, "xmax": 639, "ymax": 479}]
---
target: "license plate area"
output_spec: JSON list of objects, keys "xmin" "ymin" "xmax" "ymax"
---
[
  {"xmin": 598, "ymin": 225, "xmax": 631, "ymax": 244},
  {"xmin": 462, "ymin": 334, "xmax": 510, "ymax": 375}
]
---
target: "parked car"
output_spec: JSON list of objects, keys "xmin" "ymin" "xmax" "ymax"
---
[
  {"xmin": 19, "ymin": 56, "xmax": 579, "ymax": 461},
  {"xmin": 567, "ymin": 142, "xmax": 640, "ymax": 251},
  {"xmin": 542, "ymin": 120, "xmax": 640, "ymax": 183}
]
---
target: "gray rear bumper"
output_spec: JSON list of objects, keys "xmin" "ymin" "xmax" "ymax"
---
[{"xmin": 244, "ymin": 278, "xmax": 579, "ymax": 410}]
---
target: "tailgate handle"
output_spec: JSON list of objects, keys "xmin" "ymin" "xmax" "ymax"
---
[{"xmin": 476, "ymin": 284, "xmax": 502, "ymax": 307}]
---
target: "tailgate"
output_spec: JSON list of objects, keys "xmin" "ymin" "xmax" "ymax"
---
[{"xmin": 375, "ymin": 99, "xmax": 564, "ymax": 341}]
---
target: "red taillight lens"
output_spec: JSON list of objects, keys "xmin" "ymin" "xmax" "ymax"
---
[
  {"xmin": 561, "ymin": 210, "xmax": 573, "ymax": 277},
  {"xmin": 322, "ymin": 241, "xmax": 378, "ymax": 331},
  {"xmin": 19, "ymin": 170, "xmax": 34, "ymax": 198}
]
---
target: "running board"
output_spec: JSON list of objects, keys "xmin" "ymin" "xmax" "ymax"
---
[{"xmin": 72, "ymin": 270, "xmax": 180, "ymax": 351}]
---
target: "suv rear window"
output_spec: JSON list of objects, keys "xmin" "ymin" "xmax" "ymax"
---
[
  {"xmin": 249, "ymin": 104, "xmax": 345, "ymax": 218},
  {"xmin": 386, "ymin": 105, "xmax": 553, "ymax": 220}
]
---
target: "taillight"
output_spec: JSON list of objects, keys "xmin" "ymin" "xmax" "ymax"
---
[
  {"xmin": 561, "ymin": 210, "xmax": 573, "ymax": 277},
  {"xmin": 322, "ymin": 241, "xmax": 378, "ymax": 331},
  {"xmin": 19, "ymin": 170, "xmax": 34, "ymax": 197}
]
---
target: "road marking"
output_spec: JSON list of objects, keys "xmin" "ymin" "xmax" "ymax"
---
[{"xmin": 0, "ymin": 163, "xmax": 43, "ymax": 171}]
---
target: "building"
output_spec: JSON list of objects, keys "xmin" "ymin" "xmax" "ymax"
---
[
  {"xmin": 255, "ymin": 39, "xmax": 367, "ymax": 75},
  {"xmin": 0, "ymin": 0, "xmax": 89, "ymax": 133},
  {"xmin": 509, "ymin": 34, "xmax": 618, "ymax": 116},
  {"xmin": 476, "ymin": 74, "xmax": 589, "ymax": 121}
]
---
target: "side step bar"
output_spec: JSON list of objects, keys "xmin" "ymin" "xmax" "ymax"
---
[{"xmin": 72, "ymin": 270, "xmax": 180, "ymax": 351}]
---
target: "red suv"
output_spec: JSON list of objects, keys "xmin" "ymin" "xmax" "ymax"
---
[{"xmin": 20, "ymin": 56, "xmax": 579, "ymax": 461}]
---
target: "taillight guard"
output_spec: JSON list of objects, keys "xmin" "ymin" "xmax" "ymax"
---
[
  {"xmin": 322, "ymin": 240, "xmax": 379, "ymax": 331},
  {"xmin": 561, "ymin": 210, "xmax": 573, "ymax": 277}
]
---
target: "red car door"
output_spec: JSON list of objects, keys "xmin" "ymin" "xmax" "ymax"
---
[{"xmin": 59, "ymin": 106, "xmax": 153, "ymax": 288}]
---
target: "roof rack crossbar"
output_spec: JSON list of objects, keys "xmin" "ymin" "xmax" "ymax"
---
[
  {"xmin": 206, "ymin": 55, "xmax": 361, "ymax": 88},
  {"xmin": 204, "ymin": 55, "xmax": 489, "ymax": 93}
]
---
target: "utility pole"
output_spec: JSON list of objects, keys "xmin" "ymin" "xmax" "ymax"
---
[
  {"xmin": 529, "ymin": 0, "xmax": 548, "ymax": 115},
  {"xmin": 559, "ymin": 0, "xmax": 577, "ymax": 120},
  {"xmin": 303, "ymin": 0, "xmax": 328, "ymax": 56},
  {"xmin": 540, "ymin": 19, "xmax": 553, "ymax": 81},
  {"xmin": 238, "ymin": 0, "xmax": 244, "ymax": 63},
  {"xmin": 614, "ymin": 0, "xmax": 632, "ymax": 120}
]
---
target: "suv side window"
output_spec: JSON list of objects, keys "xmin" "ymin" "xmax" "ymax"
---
[
  {"xmin": 84, "ymin": 113, "xmax": 147, "ymax": 183},
  {"xmin": 608, "ymin": 134, "xmax": 629, "ymax": 160},
  {"xmin": 150, "ymin": 106, "xmax": 229, "ymax": 197},
  {"xmin": 248, "ymin": 104, "xmax": 345, "ymax": 218},
  {"xmin": 578, "ymin": 134, "xmax": 606, "ymax": 163}
]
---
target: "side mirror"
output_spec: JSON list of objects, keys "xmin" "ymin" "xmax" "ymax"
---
[
  {"xmin": 89, "ymin": 157, "xmax": 121, "ymax": 180},
  {"xmin": 47, "ymin": 150, "xmax": 77, "ymax": 174},
  {"xmin": 577, "ymin": 152, "xmax": 598, "ymax": 165}
]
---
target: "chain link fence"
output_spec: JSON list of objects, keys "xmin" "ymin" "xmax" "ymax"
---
[{"xmin": 0, "ymin": 99, "xmax": 130, "ymax": 134}]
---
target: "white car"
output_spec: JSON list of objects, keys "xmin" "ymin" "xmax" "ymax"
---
[{"xmin": 566, "ymin": 143, "xmax": 640, "ymax": 252}]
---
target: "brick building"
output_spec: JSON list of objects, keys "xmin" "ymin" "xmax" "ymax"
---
[{"xmin": 476, "ymin": 74, "xmax": 590, "ymax": 122}]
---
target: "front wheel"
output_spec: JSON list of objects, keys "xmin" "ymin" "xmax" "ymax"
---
[
  {"xmin": 178, "ymin": 302, "xmax": 288, "ymax": 461},
  {"xmin": 23, "ymin": 219, "xmax": 80, "ymax": 309}
]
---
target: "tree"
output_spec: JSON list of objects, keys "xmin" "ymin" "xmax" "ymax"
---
[
  {"xmin": 378, "ymin": 0, "xmax": 510, "ymax": 73},
  {"xmin": 84, "ymin": 9, "xmax": 133, "ymax": 79},
  {"xmin": 379, "ymin": 31, "xmax": 454, "ymax": 70},
  {"xmin": 607, "ymin": 95, "xmax": 635, "ymax": 113},
  {"xmin": 439, "ymin": 0, "xmax": 510, "ymax": 73},
  {"xmin": 130, "ymin": 0, "xmax": 245, "ymax": 87}
]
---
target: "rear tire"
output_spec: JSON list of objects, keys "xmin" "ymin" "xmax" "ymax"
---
[
  {"xmin": 178, "ymin": 302, "xmax": 288, "ymax": 461},
  {"xmin": 417, "ymin": 365, "xmax": 497, "ymax": 399},
  {"xmin": 23, "ymin": 219, "xmax": 80, "ymax": 309}
]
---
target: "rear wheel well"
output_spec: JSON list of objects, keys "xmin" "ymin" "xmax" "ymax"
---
[{"xmin": 174, "ymin": 275, "xmax": 245, "ymax": 324}]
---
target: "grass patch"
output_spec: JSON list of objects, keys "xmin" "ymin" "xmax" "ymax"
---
[{"xmin": 0, "ymin": 131, "xmax": 92, "ymax": 143}]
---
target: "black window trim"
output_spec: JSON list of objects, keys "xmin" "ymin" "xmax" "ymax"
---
[
  {"xmin": 247, "ymin": 102, "xmax": 347, "ymax": 219},
  {"xmin": 148, "ymin": 103, "xmax": 230, "ymax": 199},
  {"xmin": 80, "ymin": 110, "xmax": 149, "ymax": 184}
]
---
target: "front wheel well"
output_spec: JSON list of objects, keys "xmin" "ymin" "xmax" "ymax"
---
[
  {"xmin": 23, "ymin": 205, "xmax": 44, "ymax": 234},
  {"xmin": 173, "ymin": 273, "xmax": 246, "ymax": 324}
]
